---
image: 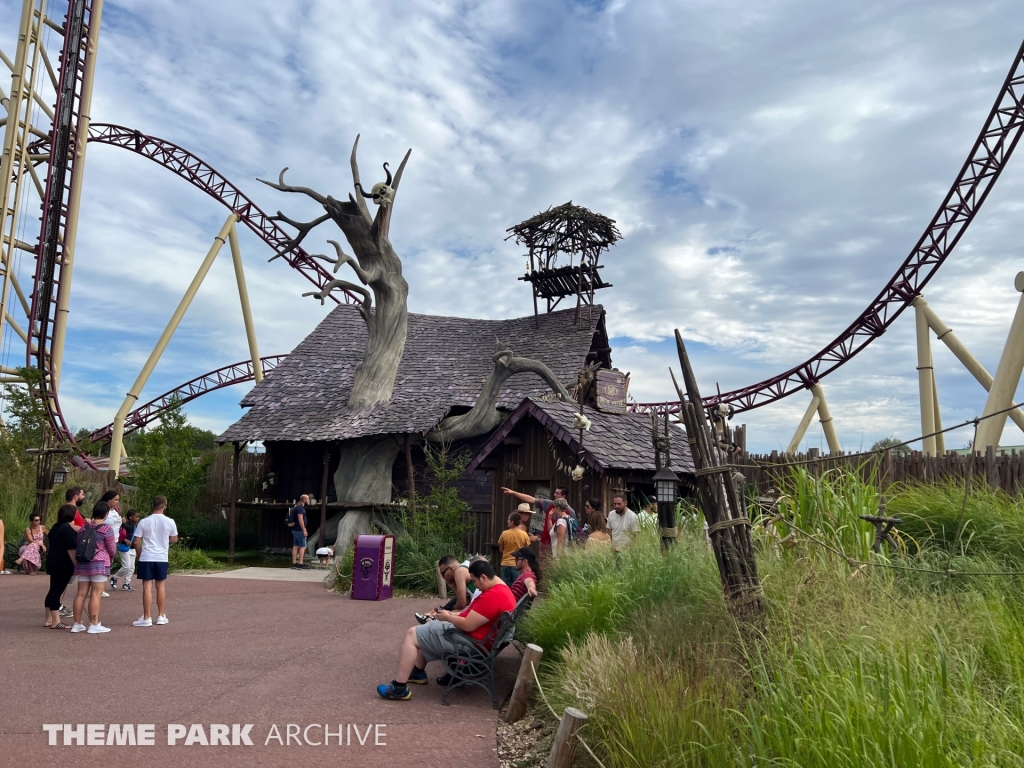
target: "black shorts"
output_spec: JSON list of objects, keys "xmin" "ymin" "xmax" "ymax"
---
[{"xmin": 137, "ymin": 561, "xmax": 169, "ymax": 581}]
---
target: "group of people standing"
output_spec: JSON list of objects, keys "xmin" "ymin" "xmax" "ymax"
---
[
  {"xmin": 496, "ymin": 486, "xmax": 641, "ymax": 574},
  {"xmin": 12, "ymin": 485, "xmax": 179, "ymax": 633}
]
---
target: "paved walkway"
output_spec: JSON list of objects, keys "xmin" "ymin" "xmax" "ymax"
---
[
  {"xmin": 0, "ymin": 573, "xmax": 513, "ymax": 767},
  {"xmin": 190, "ymin": 566, "xmax": 331, "ymax": 582}
]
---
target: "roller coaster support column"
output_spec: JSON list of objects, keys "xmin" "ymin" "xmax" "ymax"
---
[
  {"xmin": 50, "ymin": 0, "xmax": 105, "ymax": 392},
  {"xmin": 912, "ymin": 295, "xmax": 1024, "ymax": 434},
  {"xmin": 811, "ymin": 383, "xmax": 840, "ymax": 454},
  {"xmin": 915, "ymin": 299, "xmax": 938, "ymax": 456},
  {"xmin": 108, "ymin": 213, "xmax": 238, "ymax": 468},
  {"xmin": 788, "ymin": 384, "xmax": 840, "ymax": 454},
  {"xmin": 786, "ymin": 393, "xmax": 820, "ymax": 454},
  {"xmin": 227, "ymin": 223, "xmax": 262, "ymax": 383},
  {"xmin": 976, "ymin": 272, "xmax": 1024, "ymax": 451}
]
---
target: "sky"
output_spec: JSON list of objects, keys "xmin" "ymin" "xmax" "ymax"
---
[{"xmin": 1, "ymin": 0, "xmax": 1023, "ymax": 454}]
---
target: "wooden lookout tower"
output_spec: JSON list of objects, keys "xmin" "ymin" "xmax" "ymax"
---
[{"xmin": 508, "ymin": 202, "xmax": 621, "ymax": 327}]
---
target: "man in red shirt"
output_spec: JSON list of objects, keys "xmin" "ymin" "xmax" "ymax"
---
[{"xmin": 378, "ymin": 560, "xmax": 515, "ymax": 700}]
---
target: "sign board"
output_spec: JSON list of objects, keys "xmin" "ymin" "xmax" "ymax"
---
[{"xmin": 595, "ymin": 369, "xmax": 629, "ymax": 414}]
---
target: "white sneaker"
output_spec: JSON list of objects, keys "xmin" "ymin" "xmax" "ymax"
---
[
  {"xmin": 155, "ymin": 615, "xmax": 169, "ymax": 625},
  {"xmin": 132, "ymin": 617, "xmax": 152, "ymax": 627},
  {"xmin": 87, "ymin": 623, "xmax": 110, "ymax": 634},
  {"xmin": 101, "ymin": 591, "xmax": 110, "ymax": 598},
  {"xmin": 70, "ymin": 623, "xmax": 87, "ymax": 633}
]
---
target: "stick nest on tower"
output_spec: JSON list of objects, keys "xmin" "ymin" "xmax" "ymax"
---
[{"xmin": 506, "ymin": 202, "xmax": 621, "ymax": 269}]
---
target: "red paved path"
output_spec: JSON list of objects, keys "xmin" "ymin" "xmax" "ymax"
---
[{"xmin": 0, "ymin": 573, "xmax": 516, "ymax": 767}]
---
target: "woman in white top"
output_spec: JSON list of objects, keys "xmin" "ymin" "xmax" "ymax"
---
[{"xmin": 548, "ymin": 498, "xmax": 570, "ymax": 558}]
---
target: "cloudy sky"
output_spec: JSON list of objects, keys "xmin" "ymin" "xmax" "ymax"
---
[{"xmin": 2, "ymin": 0, "xmax": 1023, "ymax": 453}]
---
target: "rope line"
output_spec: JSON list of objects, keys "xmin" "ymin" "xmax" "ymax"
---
[{"xmin": 726, "ymin": 398, "xmax": 1024, "ymax": 470}]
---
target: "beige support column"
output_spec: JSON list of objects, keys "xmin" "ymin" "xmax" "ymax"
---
[
  {"xmin": 810, "ymin": 382, "xmax": 840, "ymax": 454},
  {"xmin": 914, "ymin": 296, "xmax": 1024, "ymax": 434},
  {"xmin": 50, "ymin": 0, "xmax": 106, "ymax": 392},
  {"xmin": 227, "ymin": 223, "xmax": 262, "ymax": 383},
  {"xmin": 0, "ymin": 0, "xmax": 43, "ymax": 365},
  {"xmin": 914, "ymin": 301, "xmax": 937, "ymax": 456},
  {"xmin": 976, "ymin": 273, "xmax": 1024, "ymax": 451},
  {"xmin": 931, "ymin": 369, "xmax": 945, "ymax": 455},
  {"xmin": 786, "ymin": 394, "xmax": 821, "ymax": 454},
  {"xmin": 107, "ymin": 214, "xmax": 237, "ymax": 465}
]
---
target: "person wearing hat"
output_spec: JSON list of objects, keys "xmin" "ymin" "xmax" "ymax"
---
[
  {"xmin": 497, "ymin": 511, "xmax": 531, "ymax": 586},
  {"xmin": 509, "ymin": 547, "xmax": 540, "ymax": 600}
]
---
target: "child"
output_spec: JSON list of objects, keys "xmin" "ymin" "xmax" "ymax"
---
[{"xmin": 316, "ymin": 545, "xmax": 334, "ymax": 568}]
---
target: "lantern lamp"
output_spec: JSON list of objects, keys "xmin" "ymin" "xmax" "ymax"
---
[
  {"xmin": 52, "ymin": 465, "xmax": 69, "ymax": 485},
  {"xmin": 653, "ymin": 466, "xmax": 679, "ymax": 503}
]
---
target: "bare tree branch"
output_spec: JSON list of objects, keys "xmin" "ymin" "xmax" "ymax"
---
[
  {"xmin": 426, "ymin": 348, "xmax": 570, "ymax": 442},
  {"xmin": 258, "ymin": 167, "xmax": 329, "ymax": 204},
  {"xmin": 267, "ymin": 211, "xmax": 332, "ymax": 261},
  {"xmin": 310, "ymin": 239, "xmax": 372, "ymax": 285},
  {"xmin": 304, "ymin": 279, "xmax": 372, "ymax": 317},
  {"xmin": 349, "ymin": 135, "xmax": 374, "ymax": 225},
  {"xmin": 391, "ymin": 148, "xmax": 412, "ymax": 195}
]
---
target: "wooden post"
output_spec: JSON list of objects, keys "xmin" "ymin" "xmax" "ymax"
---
[
  {"xmin": 228, "ymin": 441, "xmax": 241, "ymax": 560},
  {"xmin": 436, "ymin": 565, "xmax": 448, "ymax": 600},
  {"xmin": 504, "ymin": 644, "xmax": 544, "ymax": 724},
  {"xmin": 545, "ymin": 707, "xmax": 588, "ymax": 768},
  {"xmin": 320, "ymin": 447, "xmax": 330, "ymax": 550},
  {"xmin": 986, "ymin": 444, "xmax": 998, "ymax": 489},
  {"xmin": 404, "ymin": 433, "xmax": 416, "ymax": 516}
]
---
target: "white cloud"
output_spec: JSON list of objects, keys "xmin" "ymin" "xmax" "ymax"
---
[{"xmin": 1, "ymin": 0, "xmax": 1023, "ymax": 453}]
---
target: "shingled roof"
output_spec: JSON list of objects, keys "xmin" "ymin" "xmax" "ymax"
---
[
  {"xmin": 218, "ymin": 305, "xmax": 608, "ymax": 443},
  {"xmin": 466, "ymin": 398, "xmax": 695, "ymax": 475}
]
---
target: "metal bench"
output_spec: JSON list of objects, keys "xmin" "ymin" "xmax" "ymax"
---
[{"xmin": 440, "ymin": 594, "xmax": 533, "ymax": 708}]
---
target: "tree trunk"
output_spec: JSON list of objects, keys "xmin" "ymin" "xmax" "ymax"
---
[{"xmin": 333, "ymin": 435, "xmax": 403, "ymax": 504}]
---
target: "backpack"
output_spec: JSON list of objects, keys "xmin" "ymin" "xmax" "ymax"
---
[
  {"xmin": 567, "ymin": 516, "xmax": 583, "ymax": 544},
  {"xmin": 76, "ymin": 525, "xmax": 98, "ymax": 563}
]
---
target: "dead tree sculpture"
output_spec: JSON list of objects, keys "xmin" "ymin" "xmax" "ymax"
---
[
  {"xmin": 262, "ymin": 137, "xmax": 574, "ymax": 513},
  {"xmin": 260, "ymin": 135, "xmax": 411, "ymax": 410}
]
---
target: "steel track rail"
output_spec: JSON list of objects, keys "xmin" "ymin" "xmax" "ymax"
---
[
  {"xmin": 631, "ymin": 37, "xmax": 1024, "ymax": 416},
  {"xmin": 85, "ymin": 354, "xmax": 288, "ymax": 445}
]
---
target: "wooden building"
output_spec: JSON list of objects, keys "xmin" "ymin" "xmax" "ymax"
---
[
  {"xmin": 218, "ymin": 303, "xmax": 614, "ymax": 550},
  {"xmin": 467, "ymin": 398, "xmax": 695, "ymax": 540}
]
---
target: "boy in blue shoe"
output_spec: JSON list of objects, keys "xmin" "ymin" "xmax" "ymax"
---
[{"xmin": 377, "ymin": 560, "xmax": 515, "ymax": 700}]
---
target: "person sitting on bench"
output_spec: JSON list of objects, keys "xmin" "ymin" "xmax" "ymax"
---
[
  {"xmin": 378, "ymin": 560, "xmax": 515, "ymax": 701},
  {"xmin": 416, "ymin": 554, "xmax": 487, "ymax": 624}
]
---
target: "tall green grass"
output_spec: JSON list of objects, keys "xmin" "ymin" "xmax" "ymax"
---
[{"xmin": 532, "ymin": 469, "xmax": 1024, "ymax": 768}]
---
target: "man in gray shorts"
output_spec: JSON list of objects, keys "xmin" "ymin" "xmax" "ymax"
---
[{"xmin": 377, "ymin": 560, "xmax": 516, "ymax": 700}]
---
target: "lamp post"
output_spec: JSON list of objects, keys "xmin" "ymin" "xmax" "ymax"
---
[
  {"xmin": 653, "ymin": 465, "xmax": 680, "ymax": 549},
  {"xmin": 26, "ymin": 447, "xmax": 72, "ymax": 525}
]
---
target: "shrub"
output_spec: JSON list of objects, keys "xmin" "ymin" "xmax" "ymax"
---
[{"xmin": 168, "ymin": 546, "xmax": 219, "ymax": 571}]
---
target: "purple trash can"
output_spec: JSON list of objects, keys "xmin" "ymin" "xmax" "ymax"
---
[{"xmin": 351, "ymin": 535, "xmax": 395, "ymax": 601}]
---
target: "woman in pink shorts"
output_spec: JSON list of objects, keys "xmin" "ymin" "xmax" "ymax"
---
[{"xmin": 71, "ymin": 502, "xmax": 117, "ymax": 634}]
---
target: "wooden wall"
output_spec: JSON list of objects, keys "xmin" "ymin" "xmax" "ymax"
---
[{"xmin": 737, "ymin": 447, "xmax": 1024, "ymax": 496}]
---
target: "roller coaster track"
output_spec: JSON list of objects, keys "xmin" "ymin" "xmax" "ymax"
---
[
  {"xmin": 26, "ymin": 122, "xmax": 364, "ymax": 464},
  {"xmin": 85, "ymin": 354, "xmax": 288, "ymax": 445},
  {"xmin": 631, "ymin": 37, "xmax": 1024, "ymax": 416},
  {"xmin": 17, "ymin": 19, "xmax": 1024, "ymax": 459}
]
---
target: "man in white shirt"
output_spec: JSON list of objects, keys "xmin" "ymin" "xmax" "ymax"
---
[
  {"xmin": 607, "ymin": 493, "xmax": 639, "ymax": 551},
  {"xmin": 100, "ymin": 491, "xmax": 122, "ymax": 598},
  {"xmin": 132, "ymin": 495, "xmax": 178, "ymax": 628}
]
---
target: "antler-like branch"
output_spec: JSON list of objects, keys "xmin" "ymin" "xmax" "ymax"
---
[
  {"xmin": 266, "ymin": 211, "xmax": 332, "ymax": 261},
  {"xmin": 303, "ymin": 279, "xmax": 372, "ymax": 318},
  {"xmin": 258, "ymin": 167, "xmax": 330, "ymax": 205},
  {"xmin": 349, "ymin": 135, "xmax": 374, "ymax": 225},
  {"xmin": 310, "ymin": 240, "xmax": 372, "ymax": 285},
  {"xmin": 391, "ymin": 148, "xmax": 412, "ymax": 195}
]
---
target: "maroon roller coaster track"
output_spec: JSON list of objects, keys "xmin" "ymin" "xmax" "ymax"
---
[
  {"xmin": 22, "ymin": 25, "xmax": 1024, "ymax": 461},
  {"xmin": 630, "ymin": 37, "xmax": 1024, "ymax": 417}
]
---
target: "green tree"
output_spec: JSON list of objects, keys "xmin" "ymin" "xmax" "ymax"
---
[
  {"xmin": 870, "ymin": 436, "xmax": 910, "ymax": 456},
  {"xmin": 130, "ymin": 397, "xmax": 217, "ymax": 516}
]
